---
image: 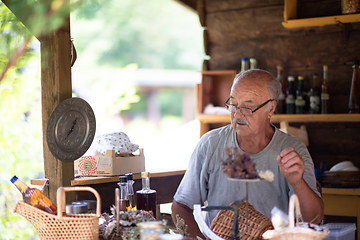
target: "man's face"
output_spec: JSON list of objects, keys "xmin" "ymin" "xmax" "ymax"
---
[{"xmin": 229, "ymin": 78, "xmax": 272, "ymax": 139}]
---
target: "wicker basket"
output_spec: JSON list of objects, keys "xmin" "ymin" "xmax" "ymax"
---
[
  {"xmin": 13, "ymin": 186, "xmax": 101, "ymax": 240},
  {"xmin": 321, "ymin": 171, "xmax": 360, "ymax": 188},
  {"xmin": 209, "ymin": 201, "xmax": 273, "ymax": 240},
  {"xmin": 262, "ymin": 195, "xmax": 330, "ymax": 240}
]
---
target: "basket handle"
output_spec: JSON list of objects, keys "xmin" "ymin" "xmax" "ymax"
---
[
  {"xmin": 288, "ymin": 194, "xmax": 303, "ymax": 228},
  {"xmin": 56, "ymin": 186, "xmax": 101, "ymax": 219}
]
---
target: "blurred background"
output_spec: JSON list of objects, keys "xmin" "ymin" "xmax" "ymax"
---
[{"xmin": 0, "ymin": 0, "xmax": 205, "ymax": 238}]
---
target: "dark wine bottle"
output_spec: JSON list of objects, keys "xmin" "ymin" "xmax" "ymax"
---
[
  {"xmin": 349, "ymin": 60, "xmax": 360, "ymax": 113},
  {"xmin": 321, "ymin": 65, "xmax": 330, "ymax": 114},
  {"xmin": 136, "ymin": 172, "xmax": 157, "ymax": 217}
]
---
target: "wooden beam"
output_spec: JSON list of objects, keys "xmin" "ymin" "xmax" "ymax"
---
[{"xmin": 40, "ymin": 16, "xmax": 74, "ymax": 205}]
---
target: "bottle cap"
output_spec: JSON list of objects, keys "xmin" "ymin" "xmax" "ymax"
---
[
  {"xmin": 288, "ymin": 76, "xmax": 294, "ymax": 81},
  {"xmin": 125, "ymin": 173, "xmax": 133, "ymax": 181},
  {"xmin": 10, "ymin": 176, "xmax": 18, "ymax": 183},
  {"xmin": 313, "ymin": 73, "xmax": 319, "ymax": 77},
  {"xmin": 241, "ymin": 57, "xmax": 248, "ymax": 61},
  {"xmin": 353, "ymin": 60, "xmax": 359, "ymax": 66},
  {"xmin": 298, "ymin": 76, "xmax": 304, "ymax": 81},
  {"xmin": 323, "ymin": 65, "xmax": 328, "ymax": 71},
  {"xmin": 119, "ymin": 176, "xmax": 127, "ymax": 183},
  {"xmin": 141, "ymin": 172, "xmax": 150, "ymax": 178},
  {"xmin": 277, "ymin": 65, "xmax": 283, "ymax": 71}
]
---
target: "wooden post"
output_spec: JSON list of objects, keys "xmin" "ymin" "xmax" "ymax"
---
[{"xmin": 40, "ymin": 17, "xmax": 74, "ymax": 205}]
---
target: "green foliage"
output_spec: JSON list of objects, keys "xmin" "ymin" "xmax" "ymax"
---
[
  {"xmin": 0, "ymin": 1, "xmax": 203, "ymax": 238},
  {"xmin": 2, "ymin": 0, "xmax": 71, "ymax": 37},
  {"xmin": 71, "ymin": 0, "xmax": 204, "ymax": 70},
  {"xmin": 157, "ymin": 89, "xmax": 183, "ymax": 116},
  {"xmin": 1, "ymin": 2, "xmax": 44, "ymax": 239},
  {"xmin": 0, "ymin": 48, "xmax": 43, "ymax": 239}
]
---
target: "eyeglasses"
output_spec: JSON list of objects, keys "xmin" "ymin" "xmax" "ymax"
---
[{"xmin": 224, "ymin": 98, "xmax": 274, "ymax": 116}]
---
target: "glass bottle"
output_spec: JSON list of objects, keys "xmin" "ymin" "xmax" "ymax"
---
[
  {"xmin": 125, "ymin": 173, "xmax": 136, "ymax": 211},
  {"xmin": 310, "ymin": 73, "xmax": 321, "ymax": 114},
  {"xmin": 10, "ymin": 176, "xmax": 57, "ymax": 215},
  {"xmin": 275, "ymin": 65, "xmax": 286, "ymax": 114},
  {"xmin": 295, "ymin": 76, "xmax": 305, "ymax": 114},
  {"xmin": 249, "ymin": 58, "xmax": 257, "ymax": 69},
  {"xmin": 321, "ymin": 65, "xmax": 330, "ymax": 114},
  {"xmin": 349, "ymin": 60, "xmax": 360, "ymax": 113},
  {"xmin": 136, "ymin": 172, "xmax": 157, "ymax": 217},
  {"xmin": 241, "ymin": 57, "xmax": 249, "ymax": 72},
  {"xmin": 118, "ymin": 176, "xmax": 129, "ymax": 211},
  {"xmin": 286, "ymin": 76, "xmax": 295, "ymax": 114}
]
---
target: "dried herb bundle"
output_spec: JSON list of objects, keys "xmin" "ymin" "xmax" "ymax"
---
[{"xmin": 221, "ymin": 147, "xmax": 258, "ymax": 179}]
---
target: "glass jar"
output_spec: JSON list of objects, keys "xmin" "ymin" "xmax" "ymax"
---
[
  {"xmin": 342, "ymin": 0, "xmax": 360, "ymax": 14},
  {"xmin": 139, "ymin": 221, "xmax": 163, "ymax": 240}
]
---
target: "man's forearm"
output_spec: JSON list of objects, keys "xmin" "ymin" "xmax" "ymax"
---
[
  {"xmin": 172, "ymin": 200, "xmax": 205, "ymax": 239},
  {"xmin": 293, "ymin": 179, "xmax": 324, "ymax": 224}
]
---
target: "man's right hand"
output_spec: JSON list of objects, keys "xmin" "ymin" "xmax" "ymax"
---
[{"xmin": 171, "ymin": 200, "xmax": 206, "ymax": 239}]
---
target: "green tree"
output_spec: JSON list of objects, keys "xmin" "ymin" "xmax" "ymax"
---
[
  {"xmin": 0, "ymin": 1, "xmax": 204, "ymax": 238},
  {"xmin": 0, "ymin": 2, "xmax": 44, "ymax": 238},
  {"xmin": 71, "ymin": 0, "xmax": 204, "ymax": 70}
]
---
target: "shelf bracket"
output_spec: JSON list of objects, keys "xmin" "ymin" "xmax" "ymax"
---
[{"xmin": 337, "ymin": 22, "xmax": 352, "ymax": 46}]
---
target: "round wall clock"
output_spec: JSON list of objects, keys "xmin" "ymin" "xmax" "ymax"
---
[{"xmin": 46, "ymin": 97, "xmax": 96, "ymax": 162}]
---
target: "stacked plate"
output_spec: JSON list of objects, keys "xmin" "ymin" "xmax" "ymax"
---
[{"xmin": 329, "ymin": 161, "xmax": 359, "ymax": 172}]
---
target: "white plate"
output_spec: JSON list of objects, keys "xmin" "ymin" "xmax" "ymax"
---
[
  {"xmin": 228, "ymin": 177, "xmax": 261, "ymax": 182},
  {"xmin": 329, "ymin": 161, "xmax": 355, "ymax": 172}
]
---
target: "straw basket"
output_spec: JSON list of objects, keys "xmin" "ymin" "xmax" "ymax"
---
[
  {"xmin": 262, "ymin": 195, "xmax": 330, "ymax": 240},
  {"xmin": 13, "ymin": 186, "xmax": 101, "ymax": 240},
  {"xmin": 209, "ymin": 202, "xmax": 273, "ymax": 240}
]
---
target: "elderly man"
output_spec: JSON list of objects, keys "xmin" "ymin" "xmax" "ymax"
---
[{"xmin": 172, "ymin": 69, "xmax": 323, "ymax": 238}]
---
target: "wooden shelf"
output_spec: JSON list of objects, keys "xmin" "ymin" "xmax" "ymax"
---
[
  {"xmin": 32, "ymin": 170, "xmax": 186, "ymax": 186},
  {"xmin": 283, "ymin": 0, "xmax": 360, "ymax": 28},
  {"xmin": 196, "ymin": 113, "xmax": 360, "ymax": 137},
  {"xmin": 197, "ymin": 113, "xmax": 360, "ymax": 124},
  {"xmin": 282, "ymin": 13, "xmax": 360, "ymax": 28}
]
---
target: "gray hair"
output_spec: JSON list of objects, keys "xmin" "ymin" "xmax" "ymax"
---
[
  {"xmin": 233, "ymin": 69, "xmax": 281, "ymax": 111},
  {"xmin": 233, "ymin": 69, "xmax": 281, "ymax": 100}
]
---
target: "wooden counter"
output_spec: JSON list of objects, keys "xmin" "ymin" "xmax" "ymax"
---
[
  {"xmin": 322, "ymin": 187, "xmax": 360, "ymax": 240},
  {"xmin": 32, "ymin": 170, "xmax": 186, "ymax": 215}
]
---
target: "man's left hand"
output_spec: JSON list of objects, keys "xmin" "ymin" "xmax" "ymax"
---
[{"xmin": 277, "ymin": 147, "xmax": 305, "ymax": 187}]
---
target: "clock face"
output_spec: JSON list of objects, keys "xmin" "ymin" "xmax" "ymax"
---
[{"xmin": 46, "ymin": 98, "xmax": 96, "ymax": 162}]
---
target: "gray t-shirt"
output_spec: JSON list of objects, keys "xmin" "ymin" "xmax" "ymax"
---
[{"xmin": 173, "ymin": 124, "xmax": 320, "ymax": 225}]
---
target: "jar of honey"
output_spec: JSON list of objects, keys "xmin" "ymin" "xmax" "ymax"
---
[{"xmin": 139, "ymin": 221, "xmax": 163, "ymax": 240}]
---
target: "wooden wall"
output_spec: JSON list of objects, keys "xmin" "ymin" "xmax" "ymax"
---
[{"xmin": 201, "ymin": 0, "xmax": 360, "ymax": 170}]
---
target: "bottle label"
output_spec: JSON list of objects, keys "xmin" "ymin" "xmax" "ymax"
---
[
  {"xmin": 321, "ymin": 93, "xmax": 329, "ymax": 100},
  {"xmin": 279, "ymin": 92, "xmax": 285, "ymax": 100},
  {"xmin": 310, "ymin": 96, "xmax": 320, "ymax": 112},
  {"xmin": 295, "ymin": 98, "xmax": 305, "ymax": 106},
  {"xmin": 286, "ymin": 95, "xmax": 294, "ymax": 104}
]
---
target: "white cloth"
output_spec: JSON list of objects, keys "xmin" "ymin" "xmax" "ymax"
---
[{"xmin": 95, "ymin": 132, "xmax": 139, "ymax": 155}]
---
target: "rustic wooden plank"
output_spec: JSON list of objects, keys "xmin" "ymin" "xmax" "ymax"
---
[
  {"xmin": 205, "ymin": 0, "xmax": 284, "ymax": 13},
  {"xmin": 208, "ymin": 31, "xmax": 360, "ymax": 72},
  {"xmin": 197, "ymin": 0, "xmax": 206, "ymax": 27},
  {"xmin": 40, "ymin": 17, "xmax": 73, "ymax": 205},
  {"xmin": 206, "ymin": 4, "xmax": 360, "ymax": 42}
]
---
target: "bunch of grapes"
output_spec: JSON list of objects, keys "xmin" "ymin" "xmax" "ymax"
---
[{"xmin": 221, "ymin": 146, "xmax": 258, "ymax": 179}]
